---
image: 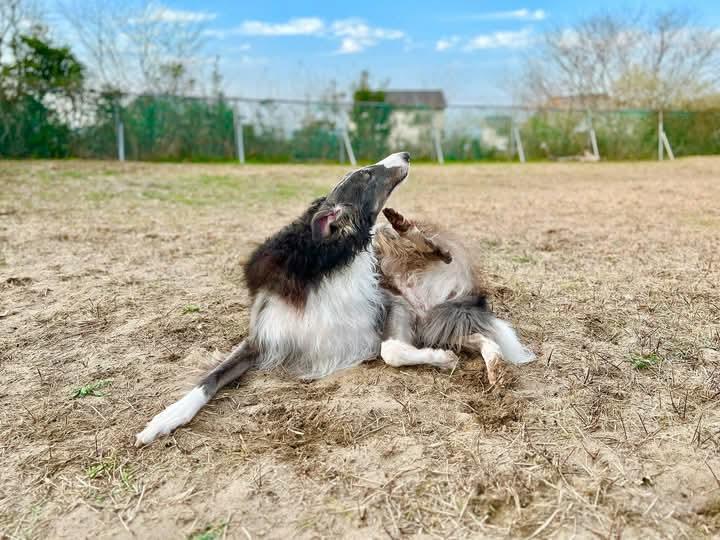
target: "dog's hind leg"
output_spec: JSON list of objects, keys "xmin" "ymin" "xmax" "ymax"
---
[
  {"xmin": 383, "ymin": 208, "xmax": 452, "ymax": 264},
  {"xmin": 419, "ymin": 296, "xmax": 534, "ymax": 384},
  {"xmin": 135, "ymin": 339, "xmax": 258, "ymax": 446},
  {"xmin": 380, "ymin": 294, "xmax": 458, "ymax": 370},
  {"xmin": 465, "ymin": 334, "xmax": 503, "ymax": 385}
]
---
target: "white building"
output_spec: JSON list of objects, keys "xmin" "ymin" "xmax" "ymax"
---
[{"xmin": 383, "ymin": 90, "xmax": 446, "ymax": 148}]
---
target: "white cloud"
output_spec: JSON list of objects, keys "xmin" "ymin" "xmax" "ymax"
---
[
  {"xmin": 465, "ymin": 28, "xmax": 534, "ymax": 50},
  {"xmin": 138, "ymin": 6, "xmax": 217, "ymax": 24},
  {"xmin": 468, "ymin": 9, "xmax": 547, "ymax": 21},
  {"xmin": 338, "ymin": 38, "xmax": 363, "ymax": 54},
  {"xmin": 330, "ymin": 18, "xmax": 405, "ymax": 54},
  {"xmin": 237, "ymin": 17, "xmax": 325, "ymax": 36},
  {"xmin": 436, "ymin": 36, "xmax": 461, "ymax": 51},
  {"xmin": 205, "ymin": 16, "xmax": 404, "ymax": 54}
]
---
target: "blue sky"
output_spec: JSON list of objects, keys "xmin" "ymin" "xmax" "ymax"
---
[{"xmin": 140, "ymin": 1, "xmax": 720, "ymax": 103}]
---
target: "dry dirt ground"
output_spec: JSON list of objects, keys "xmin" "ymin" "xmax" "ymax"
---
[{"xmin": 1, "ymin": 159, "xmax": 720, "ymax": 539}]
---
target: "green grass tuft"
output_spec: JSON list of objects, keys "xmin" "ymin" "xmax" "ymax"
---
[
  {"xmin": 85, "ymin": 462, "xmax": 110, "ymax": 480},
  {"xmin": 189, "ymin": 523, "xmax": 228, "ymax": 540},
  {"xmin": 72, "ymin": 380, "xmax": 111, "ymax": 399},
  {"xmin": 630, "ymin": 352, "xmax": 661, "ymax": 370}
]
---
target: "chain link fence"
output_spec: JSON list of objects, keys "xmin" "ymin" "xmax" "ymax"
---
[{"xmin": 1, "ymin": 92, "xmax": 719, "ymax": 162}]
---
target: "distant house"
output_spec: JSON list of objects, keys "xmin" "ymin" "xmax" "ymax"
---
[{"xmin": 383, "ymin": 90, "xmax": 446, "ymax": 147}]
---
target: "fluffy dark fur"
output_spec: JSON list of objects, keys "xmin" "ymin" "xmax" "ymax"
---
[
  {"xmin": 244, "ymin": 198, "xmax": 373, "ymax": 307},
  {"xmin": 419, "ymin": 294, "xmax": 492, "ymax": 350}
]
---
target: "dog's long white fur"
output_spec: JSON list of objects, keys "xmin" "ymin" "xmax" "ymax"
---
[
  {"xmin": 491, "ymin": 318, "xmax": 536, "ymax": 364},
  {"xmin": 251, "ymin": 249, "xmax": 383, "ymax": 379}
]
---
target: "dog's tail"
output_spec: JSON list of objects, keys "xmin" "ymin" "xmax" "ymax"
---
[
  {"xmin": 135, "ymin": 340, "xmax": 257, "ymax": 447},
  {"xmin": 419, "ymin": 295, "xmax": 535, "ymax": 364},
  {"xmin": 488, "ymin": 317, "xmax": 535, "ymax": 364}
]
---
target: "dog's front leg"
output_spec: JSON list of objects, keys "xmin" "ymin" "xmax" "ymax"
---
[{"xmin": 135, "ymin": 339, "xmax": 258, "ymax": 446}]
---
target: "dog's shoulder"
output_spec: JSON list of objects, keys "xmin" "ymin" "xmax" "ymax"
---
[{"xmin": 243, "ymin": 198, "xmax": 324, "ymax": 304}]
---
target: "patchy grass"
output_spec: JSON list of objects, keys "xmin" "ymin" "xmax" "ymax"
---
[
  {"xmin": 2, "ymin": 159, "xmax": 720, "ymax": 538},
  {"xmin": 84, "ymin": 455, "xmax": 138, "ymax": 495},
  {"xmin": 631, "ymin": 352, "xmax": 662, "ymax": 370},
  {"xmin": 189, "ymin": 522, "xmax": 228, "ymax": 540},
  {"xmin": 71, "ymin": 380, "xmax": 111, "ymax": 399}
]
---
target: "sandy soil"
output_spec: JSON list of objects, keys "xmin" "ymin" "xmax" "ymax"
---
[{"xmin": 1, "ymin": 158, "xmax": 720, "ymax": 539}]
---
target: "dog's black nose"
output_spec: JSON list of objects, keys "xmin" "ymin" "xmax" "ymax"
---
[{"xmin": 400, "ymin": 151, "xmax": 410, "ymax": 162}]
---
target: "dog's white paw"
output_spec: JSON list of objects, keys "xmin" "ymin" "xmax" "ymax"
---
[
  {"xmin": 135, "ymin": 387, "xmax": 208, "ymax": 447},
  {"xmin": 430, "ymin": 350, "xmax": 459, "ymax": 370},
  {"xmin": 135, "ymin": 410, "xmax": 177, "ymax": 447}
]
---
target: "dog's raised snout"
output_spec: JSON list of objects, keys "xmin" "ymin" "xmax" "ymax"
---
[{"xmin": 377, "ymin": 151, "xmax": 411, "ymax": 169}]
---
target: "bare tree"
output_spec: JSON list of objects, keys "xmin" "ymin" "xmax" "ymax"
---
[
  {"xmin": 520, "ymin": 9, "xmax": 720, "ymax": 109},
  {"xmin": 57, "ymin": 0, "xmax": 212, "ymax": 94},
  {"xmin": 0, "ymin": 0, "xmax": 22, "ymax": 56},
  {"xmin": 55, "ymin": 0, "xmax": 130, "ymax": 89},
  {"xmin": 1, "ymin": 0, "xmax": 40, "ymax": 64}
]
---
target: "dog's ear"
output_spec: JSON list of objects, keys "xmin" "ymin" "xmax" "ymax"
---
[{"xmin": 311, "ymin": 206, "xmax": 342, "ymax": 242}]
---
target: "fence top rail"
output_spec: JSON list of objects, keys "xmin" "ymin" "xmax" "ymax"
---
[{"xmin": 45, "ymin": 88, "xmax": 720, "ymax": 115}]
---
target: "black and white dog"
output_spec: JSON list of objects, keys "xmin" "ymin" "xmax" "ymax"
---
[
  {"xmin": 136, "ymin": 152, "xmax": 534, "ymax": 446},
  {"xmin": 136, "ymin": 152, "xmax": 412, "ymax": 445}
]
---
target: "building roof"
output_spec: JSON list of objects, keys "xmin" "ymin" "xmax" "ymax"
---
[{"xmin": 384, "ymin": 90, "xmax": 447, "ymax": 110}]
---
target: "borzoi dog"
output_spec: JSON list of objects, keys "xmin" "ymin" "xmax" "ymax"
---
[
  {"xmin": 136, "ymin": 153, "xmax": 533, "ymax": 446},
  {"xmin": 374, "ymin": 208, "xmax": 534, "ymax": 384},
  {"xmin": 136, "ymin": 152, "xmax": 412, "ymax": 445}
]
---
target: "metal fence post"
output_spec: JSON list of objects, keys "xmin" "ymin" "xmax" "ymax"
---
[
  {"xmin": 658, "ymin": 110, "xmax": 664, "ymax": 161},
  {"xmin": 588, "ymin": 111, "xmax": 600, "ymax": 160},
  {"xmin": 338, "ymin": 130, "xmax": 346, "ymax": 163},
  {"xmin": 432, "ymin": 126, "xmax": 444, "ymax": 164},
  {"xmin": 233, "ymin": 103, "xmax": 245, "ymax": 164},
  {"xmin": 512, "ymin": 119, "xmax": 526, "ymax": 163},
  {"xmin": 340, "ymin": 111, "xmax": 356, "ymax": 166},
  {"xmin": 661, "ymin": 131, "xmax": 675, "ymax": 160},
  {"xmin": 341, "ymin": 128, "xmax": 357, "ymax": 166},
  {"xmin": 115, "ymin": 104, "xmax": 125, "ymax": 162}
]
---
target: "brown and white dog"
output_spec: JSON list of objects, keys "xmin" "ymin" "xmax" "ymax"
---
[{"xmin": 374, "ymin": 208, "xmax": 535, "ymax": 384}]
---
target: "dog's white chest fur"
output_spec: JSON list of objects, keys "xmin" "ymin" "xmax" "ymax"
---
[{"xmin": 250, "ymin": 249, "xmax": 383, "ymax": 379}]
